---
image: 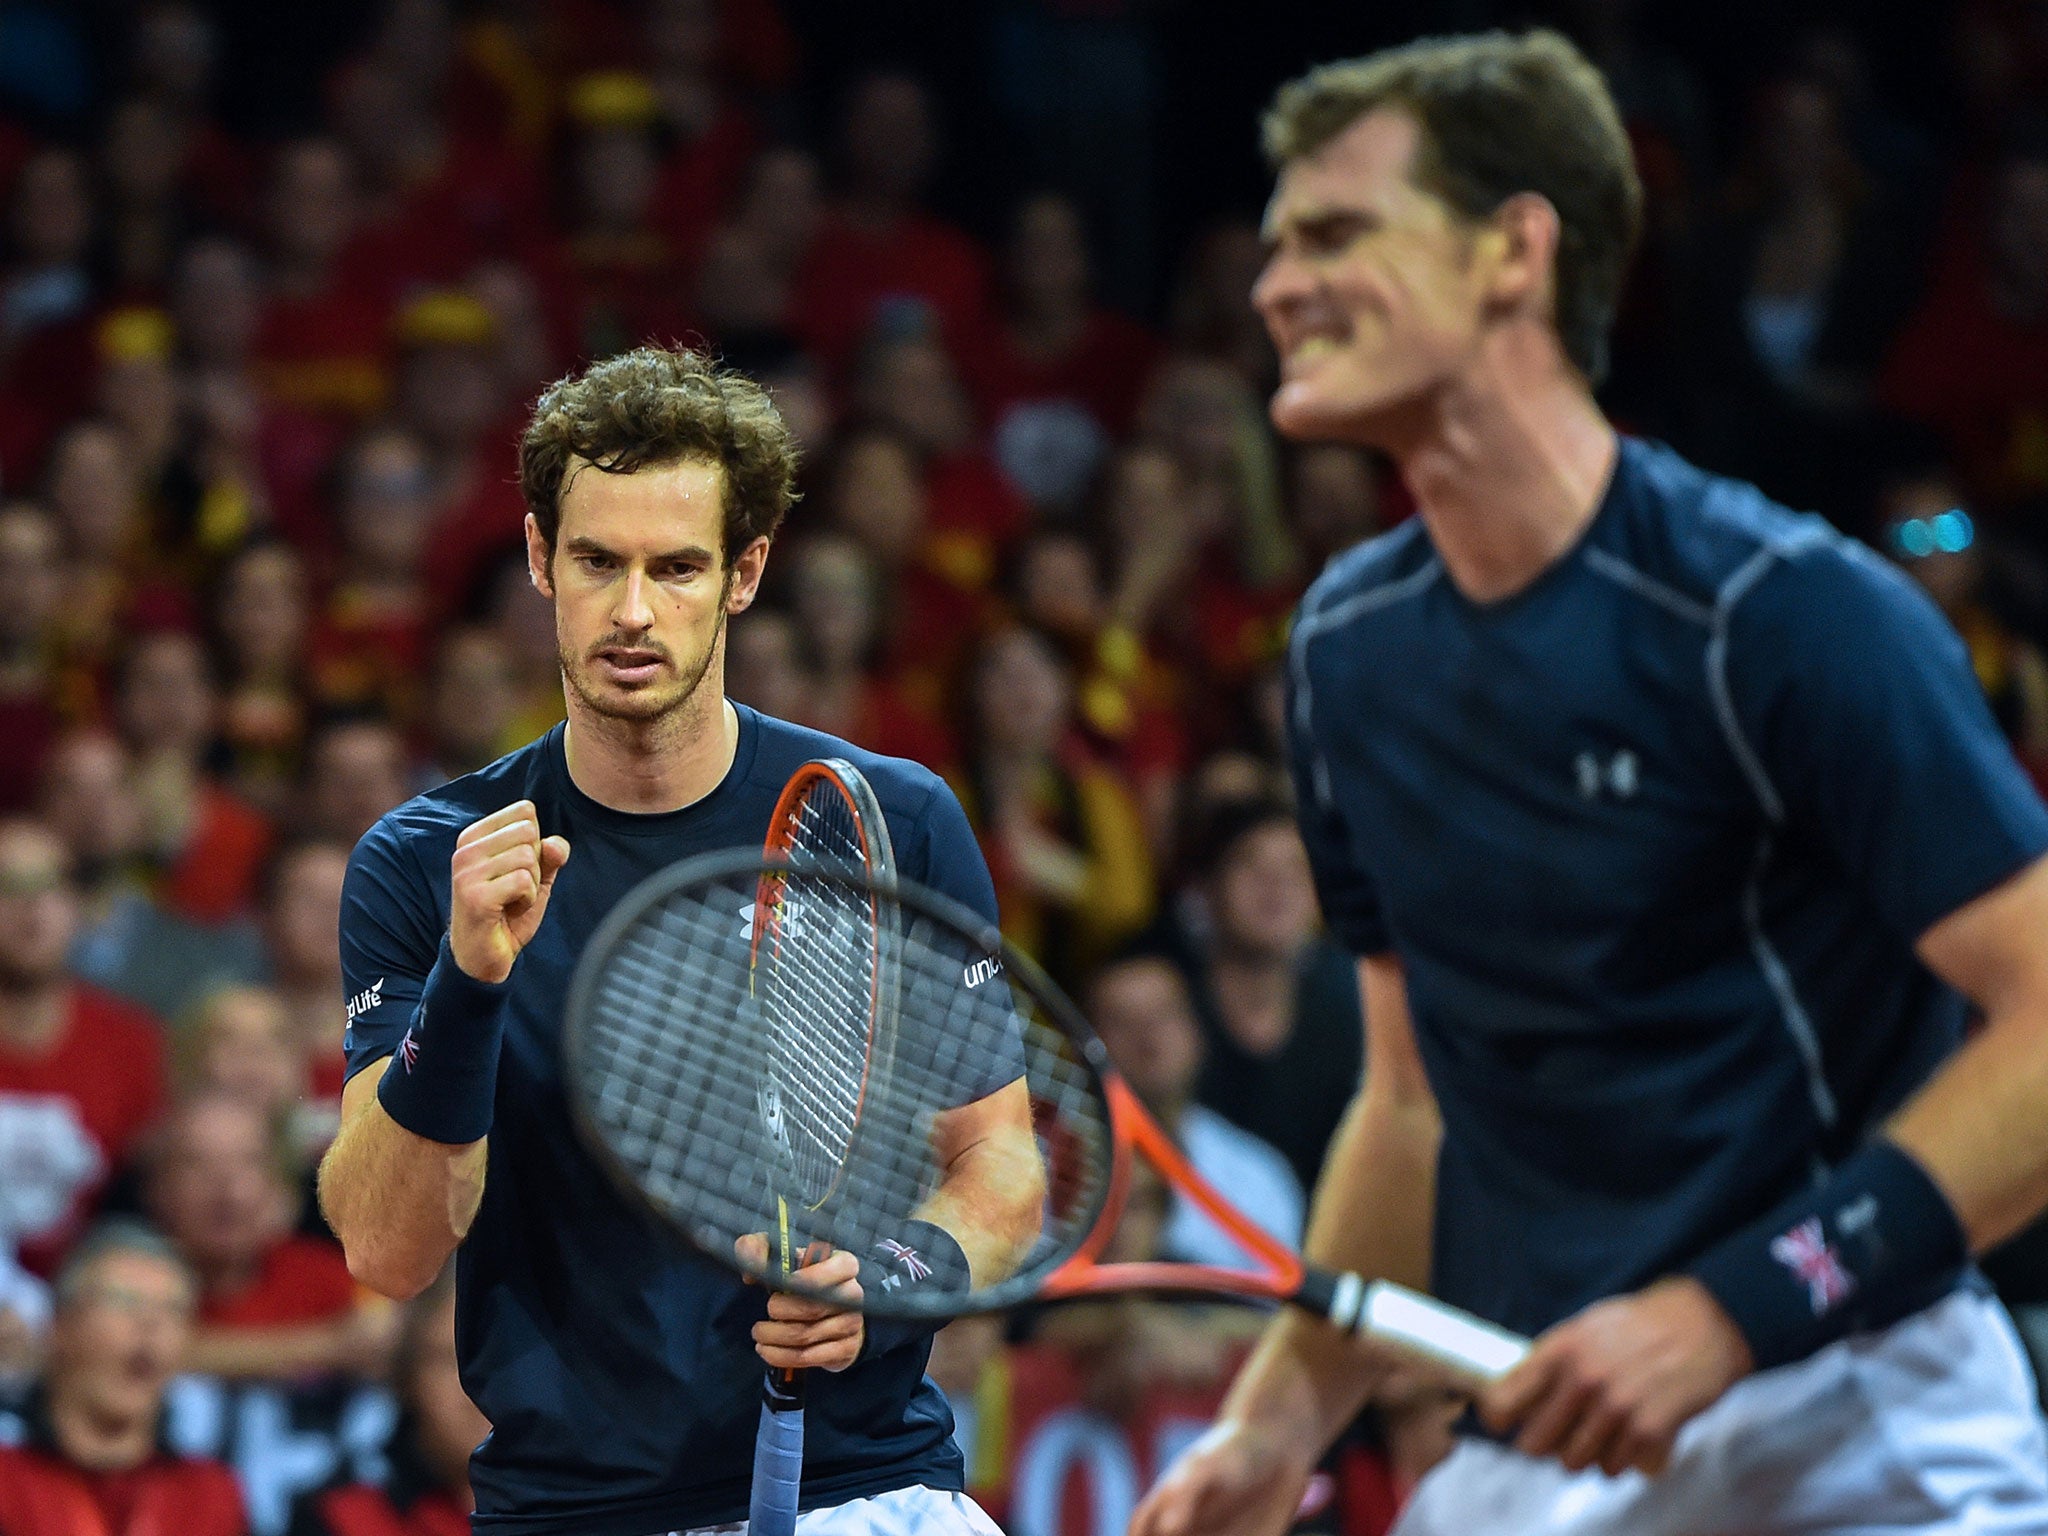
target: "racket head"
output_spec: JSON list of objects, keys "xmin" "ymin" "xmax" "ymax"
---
[
  {"xmin": 563, "ymin": 848, "xmax": 1118, "ymax": 1319},
  {"xmin": 753, "ymin": 760, "xmax": 896, "ymax": 1211}
]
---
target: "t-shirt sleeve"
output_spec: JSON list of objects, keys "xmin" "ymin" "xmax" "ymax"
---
[
  {"xmin": 339, "ymin": 817, "xmax": 444, "ymax": 1081},
  {"xmin": 1724, "ymin": 540, "xmax": 2048, "ymax": 940},
  {"xmin": 899, "ymin": 774, "xmax": 1024, "ymax": 1104},
  {"xmin": 1285, "ymin": 625, "xmax": 1393, "ymax": 955}
]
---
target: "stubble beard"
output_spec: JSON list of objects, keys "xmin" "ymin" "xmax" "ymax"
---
[{"xmin": 559, "ymin": 605, "xmax": 728, "ymax": 741}]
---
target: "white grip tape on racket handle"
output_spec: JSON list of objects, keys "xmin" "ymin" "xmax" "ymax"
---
[
  {"xmin": 1324, "ymin": 1273, "xmax": 1530, "ymax": 1384},
  {"xmin": 748, "ymin": 1395, "xmax": 804, "ymax": 1536}
]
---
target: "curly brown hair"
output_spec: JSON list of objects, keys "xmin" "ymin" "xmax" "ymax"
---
[
  {"xmin": 518, "ymin": 346, "xmax": 801, "ymax": 564},
  {"xmin": 1262, "ymin": 30, "xmax": 1642, "ymax": 385}
]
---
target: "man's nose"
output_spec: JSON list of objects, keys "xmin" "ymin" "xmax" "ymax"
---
[{"xmin": 613, "ymin": 568, "xmax": 654, "ymax": 632}]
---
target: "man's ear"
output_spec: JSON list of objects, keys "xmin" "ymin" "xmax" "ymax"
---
[
  {"xmin": 725, "ymin": 535, "xmax": 771, "ymax": 614},
  {"xmin": 1484, "ymin": 191, "xmax": 1562, "ymax": 319},
  {"xmin": 525, "ymin": 513, "xmax": 554, "ymax": 599}
]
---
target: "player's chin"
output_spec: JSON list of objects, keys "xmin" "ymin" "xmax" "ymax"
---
[{"xmin": 1268, "ymin": 374, "xmax": 1388, "ymax": 444}]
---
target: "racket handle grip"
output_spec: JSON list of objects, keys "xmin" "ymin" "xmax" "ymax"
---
[
  {"xmin": 1299, "ymin": 1271, "xmax": 1530, "ymax": 1385},
  {"xmin": 748, "ymin": 1373, "xmax": 805, "ymax": 1536}
]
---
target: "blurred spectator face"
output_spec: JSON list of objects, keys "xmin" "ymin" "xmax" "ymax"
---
[
  {"xmin": 305, "ymin": 724, "xmax": 408, "ymax": 846},
  {"xmin": 38, "ymin": 733, "xmax": 143, "ymax": 879},
  {"xmin": 265, "ymin": 843, "xmax": 349, "ymax": 987},
  {"xmin": 726, "ymin": 609, "xmax": 812, "ymax": 721},
  {"xmin": 102, "ymin": 99, "xmax": 184, "ymax": 209},
  {"xmin": 1180, "ymin": 218, "xmax": 1272, "ymax": 379},
  {"xmin": 428, "ymin": 627, "xmax": 516, "ymax": 773},
  {"xmin": 1015, "ymin": 531, "xmax": 1104, "ymax": 642},
  {"xmin": 131, "ymin": 2, "xmax": 216, "ymax": 106},
  {"xmin": 759, "ymin": 358, "xmax": 830, "ymax": 457},
  {"xmin": 216, "ymin": 543, "xmax": 309, "ymax": 681},
  {"xmin": 117, "ymin": 632, "xmax": 218, "ymax": 762},
  {"xmin": 9, "ymin": 150, "xmax": 92, "ymax": 269},
  {"xmin": 574, "ymin": 127, "xmax": 660, "ymax": 234},
  {"xmin": 1291, "ymin": 445, "xmax": 1380, "ymax": 562},
  {"xmin": 841, "ymin": 74, "xmax": 936, "ymax": 204},
  {"xmin": 467, "ymin": 261, "xmax": 551, "ymax": 399},
  {"xmin": 0, "ymin": 821, "xmax": 79, "ymax": 990},
  {"xmin": 403, "ymin": 1284, "xmax": 490, "ymax": 1494},
  {"xmin": 148, "ymin": 1094, "xmax": 293, "ymax": 1280},
  {"xmin": 1755, "ymin": 78, "xmax": 1843, "ymax": 198},
  {"xmin": 972, "ymin": 627, "xmax": 1072, "ymax": 759},
  {"xmin": 173, "ymin": 238, "xmax": 261, "ymax": 370},
  {"xmin": 647, "ymin": 0, "xmax": 717, "ymax": 71},
  {"xmin": 857, "ymin": 336, "xmax": 973, "ymax": 457},
  {"xmin": 47, "ymin": 422, "xmax": 142, "ymax": 563},
  {"xmin": 1142, "ymin": 357, "xmax": 1249, "ymax": 479},
  {"xmin": 98, "ymin": 347, "xmax": 178, "ymax": 462},
  {"xmin": 788, "ymin": 534, "xmax": 879, "ymax": 674},
  {"xmin": 1209, "ymin": 820, "xmax": 1319, "ymax": 961},
  {"xmin": 1088, "ymin": 957, "xmax": 1203, "ymax": 1115},
  {"xmin": 696, "ymin": 228, "xmax": 790, "ymax": 337},
  {"xmin": 0, "ymin": 505, "xmax": 61, "ymax": 652},
  {"xmin": 830, "ymin": 432, "xmax": 927, "ymax": 564},
  {"xmin": 1105, "ymin": 444, "xmax": 1192, "ymax": 559},
  {"xmin": 1990, "ymin": 156, "xmax": 2048, "ymax": 315},
  {"xmin": 1008, "ymin": 195, "xmax": 1091, "ymax": 319},
  {"xmin": 487, "ymin": 553, "xmax": 560, "ymax": 678},
  {"xmin": 737, "ymin": 149, "xmax": 822, "ymax": 267},
  {"xmin": 184, "ymin": 988, "xmax": 304, "ymax": 1115},
  {"xmin": 341, "ymin": 429, "xmax": 437, "ymax": 580},
  {"xmin": 368, "ymin": 0, "xmax": 455, "ymax": 96},
  {"xmin": 267, "ymin": 141, "xmax": 356, "ymax": 273},
  {"xmin": 399, "ymin": 341, "xmax": 502, "ymax": 456},
  {"xmin": 46, "ymin": 1246, "xmax": 194, "ymax": 1430}
]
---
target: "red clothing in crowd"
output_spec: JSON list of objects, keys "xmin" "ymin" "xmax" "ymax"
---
[
  {"xmin": 651, "ymin": 108, "xmax": 760, "ymax": 268},
  {"xmin": 255, "ymin": 282, "xmax": 392, "ymax": 421},
  {"xmin": 199, "ymin": 1235, "xmax": 358, "ymax": 1329},
  {"xmin": 157, "ymin": 784, "xmax": 274, "ymax": 926},
  {"xmin": 791, "ymin": 210, "xmax": 990, "ymax": 373},
  {"xmin": 304, "ymin": 1484, "xmax": 469, "ymax": 1536},
  {"xmin": 0, "ymin": 986, "xmax": 167, "ymax": 1275},
  {"xmin": 0, "ymin": 1441, "xmax": 245, "ymax": 1536},
  {"xmin": 961, "ymin": 309, "xmax": 1162, "ymax": 440},
  {"xmin": 1878, "ymin": 256, "xmax": 2048, "ymax": 512},
  {"xmin": 341, "ymin": 138, "xmax": 546, "ymax": 306}
]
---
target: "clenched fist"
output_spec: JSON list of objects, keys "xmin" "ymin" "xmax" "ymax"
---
[{"xmin": 450, "ymin": 801, "xmax": 570, "ymax": 984}]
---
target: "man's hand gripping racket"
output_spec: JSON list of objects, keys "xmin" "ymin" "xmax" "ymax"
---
[{"xmin": 561, "ymin": 844, "xmax": 1529, "ymax": 1530}]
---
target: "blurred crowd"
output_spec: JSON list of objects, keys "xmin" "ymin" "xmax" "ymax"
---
[{"xmin": 1, "ymin": 0, "xmax": 2047, "ymax": 1533}]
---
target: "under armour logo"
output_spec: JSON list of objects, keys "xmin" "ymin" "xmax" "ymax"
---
[{"xmin": 1575, "ymin": 748, "xmax": 1639, "ymax": 801}]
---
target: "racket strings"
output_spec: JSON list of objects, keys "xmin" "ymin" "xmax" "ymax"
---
[{"xmin": 574, "ymin": 863, "xmax": 1114, "ymax": 1312}]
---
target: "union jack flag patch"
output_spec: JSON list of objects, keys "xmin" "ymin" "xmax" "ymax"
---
[
  {"xmin": 398, "ymin": 1027, "xmax": 420, "ymax": 1073},
  {"xmin": 876, "ymin": 1238, "xmax": 932, "ymax": 1283},
  {"xmin": 1769, "ymin": 1216, "xmax": 1855, "ymax": 1315}
]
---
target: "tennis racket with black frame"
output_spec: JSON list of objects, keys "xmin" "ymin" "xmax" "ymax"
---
[{"xmin": 563, "ymin": 847, "xmax": 1530, "ymax": 1497}]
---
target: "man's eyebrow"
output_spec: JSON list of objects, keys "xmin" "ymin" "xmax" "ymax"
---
[{"xmin": 562, "ymin": 535, "xmax": 717, "ymax": 565}]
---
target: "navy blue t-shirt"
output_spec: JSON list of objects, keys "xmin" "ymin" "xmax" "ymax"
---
[
  {"xmin": 1285, "ymin": 436, "xmax": 2048, "ymax": 1340},
  {"xmin": 338, "ymin": 708, "xmax": 998, "ymax": 1536}
]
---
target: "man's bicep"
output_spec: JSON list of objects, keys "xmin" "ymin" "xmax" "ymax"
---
[
  {"xmin": 1916, "ymin": 851, "xmax": 2048, "ymax": 1015},
  {"xmin": 1359, "ymin": 955, "xmax": 1433, "ymax": 1108}
]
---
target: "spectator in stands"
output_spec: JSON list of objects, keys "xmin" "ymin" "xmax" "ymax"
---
[
  {"xmin": 42, "ymin": 731, "xmax": 263, "ymax": 1024},
  {"xmin": 146, "ymin": 1090, "xmax": 392, "ymax": 1382},
  {"xmin": 643, "ymin": 0, "xmax": 762, "ymax": 266},
  {"xmin": 0, "ymin": 820, "xmax": 167, "ymax": 1277},
  {"xmin": 1166, "ymin": 218, "xmax": 1273, "ymax": 389},
  {"xmin": 725, "ymin": 606, "xmax": 816, "ymax": 728},
  {"xmin": 212, "ymin": 539, "xmax": 313, "ymax": 811},
  {"xmin": 311, "ymin": 428, "xmax": 438, "ymax": 725},
  {"xmin": 1, "ymin": 149, "xmax": 94, "ymax": 363},
  {"xmin": 46, "ymin": 420, "xmax": 159, "ymax": 675},
  {"xmin": 695, "ymin": 148, "xmax": 822, "ymax": 346},
  {"xmin": 301, "ymin": 718, "xmax": 410, "ymax": 848},
  {"xmin": 1880, "ymin": 120, "xmax": 2048, "ymax": 512},
  {"xmin": 967, "ymin": 191, "xmax": 1159, "ymax": 448},
  {"xmin": 1171, "ymin": 797, "xmax": 1363, "ymax": 1195},
  {"xmin": 793, "ymin": 70, "xmax": 990, "ymax": 370},
  {"xmin": 0, "ymin": 505, "xmax": 66, "ymax": 813},
  {"xmin": 1088, "ymin": 950, "xmax": 1303, "ymax": 1267},
  {"xmin": 99, "ymin": 98, "xmax": 189, "ymax": 298},
  {"xmin": 953, "ymin": 623, "xmax": 1154, "ymax": 987},
  {"xmin": 253, "ymin": 139, "xmax": 387, "ymax": 421},
  {"xmin": 117, "ymin": 628, "xmax": 273, "ymax": 925},
  {"xmin": 0, "ymin": 1221, "xmax": 245, "ymax": 1536},
  {"xmin": 178, "ymin": 986, "xmax": 326, "ymax": 1162},
  {"xmin": 259, "ymin": 840, "xmax": 353, "ymax": 1118},
  {"xmin": 288, "ymin": 1268, "xmax": 489, "ymax": 1534},
  {"xmin": 783, "ymin": 531, "xmax": 953, "ymax": 767},
  {"xmin": 420, "ymin": 626, "xmax": 520, "ymax": 784},
  {"xmin": 1288, "ymin": 444, "xmax": 1385, "ymax": 573}
]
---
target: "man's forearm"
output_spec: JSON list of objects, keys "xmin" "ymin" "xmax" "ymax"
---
[
  {"xmin": 318, "ymin": 1060, "xmax": 488, "ymax": 1300},
  {"xmin": 918, "ymin": 1079, "xmax": 1046, "ymax": 1287},
  {"xmin": 1218, "ymin": 1082, "xmax": 1442, "ymax": 1445},
  {"xmin": 1886, "ymin": 1000, "xmax": 2048, "ymax": 1251}
]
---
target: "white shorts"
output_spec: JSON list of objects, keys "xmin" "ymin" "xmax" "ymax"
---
[
  {"xmin": 672, "ymin": 1485, "xmax": 1004, "ymax": 1536},
  {"xmin": 1394, "ymin": 1289, "xmax": 2048, "ymax": 1536}
]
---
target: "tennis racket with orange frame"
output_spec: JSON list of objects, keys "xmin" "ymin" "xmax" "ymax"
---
[{"xmin": 563, "ymin": 842, "xmax": 1529, "ymax": 1456}]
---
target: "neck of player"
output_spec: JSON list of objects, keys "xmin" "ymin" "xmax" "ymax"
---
[
  {"xmin": 1393, "ymin": 332, "xmax": 1618, "ymax": 606},
  {"xmin": 563, "ymin": 689, "xmax": 743, "ymax": 815}
]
